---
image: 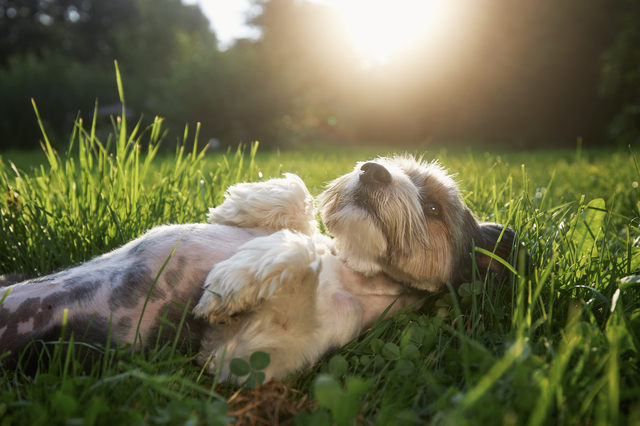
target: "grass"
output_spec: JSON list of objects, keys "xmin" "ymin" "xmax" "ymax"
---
[{"xmin": 1, "ymin": 99, "xmax": 640, "ymax": 425}]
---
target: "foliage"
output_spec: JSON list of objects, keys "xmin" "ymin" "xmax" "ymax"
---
[
  {"xmin": 0, "ymin": 0, "xmax": 215, "ymax": 149},
  {"xmin": 0, "ymin": 107, "xmax": 639, "ymax": 425},
  {"xmin": 0, "ymin": 0, "xmax": 139, "ymax": 66},
  {"xmin": 229, "ymin": 351, "xmax": 272, "ymax": 389},
  {"xmin": 600, "ymin": 0, "xmax": 640, "ymax": 147},
  {"xmin": 0, "ymin": 0, "xmax": 628, "ymax": 149},
  {"xmin": 0, "ymin": 84, "xmax": 260, "ymax": 273},
  {"xmin": 0, "ymin": 52, "xmax": 119, "ymax": 149},
  {"xmin": 0, "ymin": 330, "xmax": 233, "ymax": 425}
]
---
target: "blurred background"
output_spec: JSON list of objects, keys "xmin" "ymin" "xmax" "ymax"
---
[{"xmin": 0, "ymin": 0, "xmax": 638, "ymax": 151}]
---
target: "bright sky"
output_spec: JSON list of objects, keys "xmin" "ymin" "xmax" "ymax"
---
[
  {"xmin": 183, "ymin": 0, "xmax": 262, "ymax": 49},
  {"xmin": 314, "ymin": 0, "xmax": 445, "ymax": 65},
  {"xmin": 185, "ymin": 0, "xmax": 447, "ymax": 63}
]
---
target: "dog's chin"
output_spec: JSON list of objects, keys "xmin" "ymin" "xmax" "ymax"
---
[
  {"xmin": 322, "ymin": 204, "xmax": 387, "ymax": 277},
  {"xmin": 325, "ymin": 204, "xmax": 451, "ymax": 290}
]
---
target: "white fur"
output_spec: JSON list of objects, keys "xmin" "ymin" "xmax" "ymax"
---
[
  {"xmin": 207, "ymin": 173, "xmax": 316, "ymax": 236},
  {"xmin": 193, "ymin": 230, "xmax": 320, "ymax": 323}
]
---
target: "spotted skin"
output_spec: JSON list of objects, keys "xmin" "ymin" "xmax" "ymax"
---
[{"xmin": 0, "ymin": 224, "xmax": 268, "ymax": 366}]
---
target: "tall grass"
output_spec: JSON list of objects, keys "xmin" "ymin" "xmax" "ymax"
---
[
  {"xmin": 1, "ymin": 84, "xmax": 639, "ymax": 424},
  {"xmin": 0, "ymin": 93, "xmax": 259, "ymax": 276}
]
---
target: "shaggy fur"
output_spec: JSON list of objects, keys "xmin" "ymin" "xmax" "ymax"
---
[{"xmin": 0, "ymin": 156, "xmax": 520, "ymax": 381}]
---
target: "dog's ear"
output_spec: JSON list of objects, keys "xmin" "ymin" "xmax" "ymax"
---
[{"xmin": 474, "ymin": 223, "xmax": 527, "ymax": 281}]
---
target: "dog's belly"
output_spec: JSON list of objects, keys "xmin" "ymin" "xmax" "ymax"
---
[{"xmin": 0, "ymin": 224, "xmax": 269, "ymax": 355}]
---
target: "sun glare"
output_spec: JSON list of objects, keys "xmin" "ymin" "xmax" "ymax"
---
[{"xmin": 315, "ymin": 0, "xmax": 447, "ymax": 67}]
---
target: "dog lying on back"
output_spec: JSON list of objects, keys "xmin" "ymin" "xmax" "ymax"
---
[{"xmin": 0, "ymin": 156, "xmax": 519, "ymax": 381}]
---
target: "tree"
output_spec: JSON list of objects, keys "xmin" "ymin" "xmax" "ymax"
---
[
  {"xmin": 600, "ymin": 0, "xmax": 640, "ymax": 146},
  {"xmin": 0, "ymin": 0, "xmax": 217, "ymax": 149},
  {"xmin": 0, "ymin": 0, "xmax": 138, "ymax": 66}
]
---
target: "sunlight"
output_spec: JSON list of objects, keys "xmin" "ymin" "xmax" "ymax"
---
[{"xmin": 314, "ymin": 0, "xmax": 448, "ymax": 66}]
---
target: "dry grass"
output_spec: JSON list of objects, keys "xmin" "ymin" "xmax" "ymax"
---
[{"xmin": 222, "ymin": 380, "xmax": 316, "ymax": 426}]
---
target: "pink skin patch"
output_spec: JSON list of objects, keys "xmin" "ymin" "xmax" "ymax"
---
[{"xmin": 331, "ymin": 290, "xmax": 358, "ymax": 313}]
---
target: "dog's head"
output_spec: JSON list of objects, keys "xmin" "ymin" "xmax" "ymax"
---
[{"xmin": 318, "ymin": 156, "xmax": 522, "ymax": 292}]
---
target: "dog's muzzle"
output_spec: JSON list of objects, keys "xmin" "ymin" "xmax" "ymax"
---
[{"xmin": 359, "ymin": 162, "xmax": 391, "ymax": 187}]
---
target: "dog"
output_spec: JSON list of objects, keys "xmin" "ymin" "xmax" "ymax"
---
[{"xmin": 0, "ymin": 156, "xmax": 520, "ymax": 381}]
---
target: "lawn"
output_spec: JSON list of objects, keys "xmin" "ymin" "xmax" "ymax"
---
[{"xmin": 1, "ymin": 112, "xmax": 639, "ymax": 425}]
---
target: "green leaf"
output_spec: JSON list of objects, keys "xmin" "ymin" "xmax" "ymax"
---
[
  {"xmin": 34, "ymin": 373, "xmax": 59, "ymax": 385},
  {"xmin": 459, "ymin": 281, "xmax": 484, "ymax": 297},
  {"xmin": 345, "ymin": 377, "xmax": 371, "ymax": 398},
  {"xmin": 458, "ymin": 283, "xmax": 472, "ymax": 297},
  {"xmin": 84, "ymin": 397, "xmax": 110, "ymax": 426},
  {"xmin": 51, "ymin": 391, "xmax": 79, "ymax": 417},
  {"xmin": 417, "ymin": 315, "xmax": 429, "ymax": 327},
  {"xmin": 329, "ymin": 355, "xmax": 349, "ymax": 379},
  {"xmin": 400, "ymin": 322, "xmax": 425, "ymax": 348},
  {"xmin": 381, "ymin": 343, "xmax": 400, "ymax": 360},
  {"xmin": 395, "ymin": 359, "xmax": 415, "ymax": 376},
  {"xmin": 401, "ymin": 344, "xmax": 420, "ymax": 360},
  {"xmin": 370, "ymin": 338, "xmax": 385, "ymax": 354},
  {"xmin": 359, "ymin": 355, "xmax": 371, "ymax": 366},
  {"xmin": 244, "ymin": 371, "xmax": 266, "ymax": 389},
  {"xmin": 394, "ymin": 314, "xmax": 409, "ymax": 325},
  {"xmin": 435, "ymin": 299, "xmax": 450, "ymax": 308},
  {"xmin": 229, "ymin": 358, "xmax": 251, "ymax": 377},
  {"xmin": 294, "ymin": 411, "xmax": 332, "ymax": 426},
  {"xmin": 313, "ymin": 375, "xmax": 343, "ymax": 409},
  {"xmin": 166, "ymin": 399, "xmax": 193, "ymax": 421},
  {"xmin": 203, "ymin": 401, "xmax": 231, "ymax": 425},
  {"xmin": 573, "ymin": 198, "xmax": 606, "ymax": 258},
  {"xmin": 249, "ymin": 351, "xmax": 271, "ymax": 370},
  {"xmin": 422, "ymin": 332, "xmax": 437, "ymax": 352},
  {"xmin": 373, "ymin": 354, "xmax": 385, "ymax": 367}
]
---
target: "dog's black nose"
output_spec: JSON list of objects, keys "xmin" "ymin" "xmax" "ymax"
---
[{"xmin": 359, "ymin": 162, "xmax": 392, "ymax": 186}]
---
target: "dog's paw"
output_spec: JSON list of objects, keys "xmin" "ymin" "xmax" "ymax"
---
[
  {"xmin": 194, "ymin": 230, "xmax": 319, "ymax": 323},
  {"xmin": 193, "ymin": 287, "xmax": 234, "ymax": 324},
  {"xmin": 207, "ymin": 174, "xmax": 316, "ymax": 235}
]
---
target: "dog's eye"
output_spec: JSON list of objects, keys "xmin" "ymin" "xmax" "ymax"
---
[{"xmin": 426, "ymin": 203, "xmax": 440, "ymax": 216}]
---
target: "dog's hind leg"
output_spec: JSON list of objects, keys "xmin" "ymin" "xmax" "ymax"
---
[
  {"xmin": 207, "ymin": 174, "xmax": 317, "ymax": 235},
  {"xmin": 193, "ymin": 230, "xmax": 321, "ymax": 324},
  {"xmin": 0, "ymin": 268, "xmax": 113, "ymax": 368}
]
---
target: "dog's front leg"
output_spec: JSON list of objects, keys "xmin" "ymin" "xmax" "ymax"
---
[
  {"xmin": 193, "ymin": 230, "xmax": 321, "ymax": 323},
  {"xmin": 207, "ymin": 174, "xmax": 316, "ymax": 235}
]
